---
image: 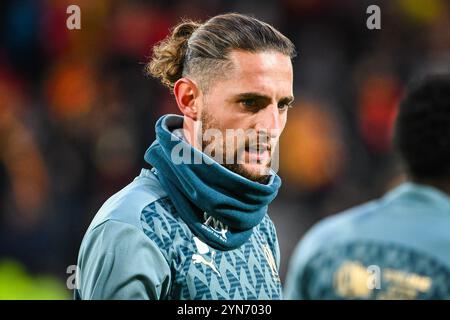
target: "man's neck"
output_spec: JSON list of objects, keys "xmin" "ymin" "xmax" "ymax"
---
[{"xmin": 182, "ymin": 117, "xmax": 201, "ymax": 149}]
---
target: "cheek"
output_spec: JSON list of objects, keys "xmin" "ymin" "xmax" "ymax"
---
[
  {"xmin": 204, "ymin": 96, "xmax": 231, "ymax": 118},
  {"xmin": 279, "ymin": 112, "xmax": 288, "ymax": 133},
  {"xmin": 213, "ymin": 106, "xmax": 246, "ymax": 128}
]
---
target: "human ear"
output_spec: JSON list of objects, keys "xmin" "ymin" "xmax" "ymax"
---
[{"xmin": 173, "ymin": 78, "xmax": 200, "ymax": 121}]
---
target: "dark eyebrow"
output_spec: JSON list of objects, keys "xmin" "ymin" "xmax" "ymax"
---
[
  {"xmin": 233, "ymin": 92, "xmax": 271, "ymax": 102},
  {"xmin": 232, "ymin": 92, "xmax": 295, "ymax": 104}
]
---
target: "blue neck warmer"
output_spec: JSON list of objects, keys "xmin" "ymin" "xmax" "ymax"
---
[{"xmin": 144, "ymin": 114, "xmax": 281, "ymax": 250}]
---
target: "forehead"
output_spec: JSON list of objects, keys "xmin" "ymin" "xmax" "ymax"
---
[{"xmin": 224, "ymin": 50, "xmax": 293, "ymax": 96}]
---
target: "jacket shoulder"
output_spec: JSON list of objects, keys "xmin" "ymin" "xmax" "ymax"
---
[{"xmin": 87, "ymin": 169, "xmax": 167, "ymax": 233}]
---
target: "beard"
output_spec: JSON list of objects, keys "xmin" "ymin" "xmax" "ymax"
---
[{"xmin": 199, "ymin": 109, "xmax": 272, "ymax": 184}]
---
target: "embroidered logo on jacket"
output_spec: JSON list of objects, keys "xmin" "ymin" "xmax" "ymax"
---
[
  {"xmin": 262, "ymin": 244, "xmax": 280, "ymax": 282},
  {"xmin": 202, "ymin": 212, "xmax": 229, "ymax": 242}
]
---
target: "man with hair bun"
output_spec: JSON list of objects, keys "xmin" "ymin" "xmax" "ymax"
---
[{"xmin": 75, "ymin": 13, "xmax": 296, "ymax": 300}]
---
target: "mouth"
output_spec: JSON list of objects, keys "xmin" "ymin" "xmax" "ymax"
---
[{"xmin": 245, "ymin": 143, "xmax": 271, "ymax": 163}]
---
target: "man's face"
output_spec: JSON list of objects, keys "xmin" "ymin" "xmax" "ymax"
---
[{"xmin": 197, "ymin": 50, "xmax": 294, "ymax": 183}]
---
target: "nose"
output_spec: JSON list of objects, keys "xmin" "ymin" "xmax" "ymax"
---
[{"xmin": 255, "ymin": 103, "xmax": 283, "ymax": 138}]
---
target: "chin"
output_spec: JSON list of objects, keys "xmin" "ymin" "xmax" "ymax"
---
[
  {"xmin": 224, "ymin": 163, "xmax": 272, "ymax": 184},
  {"xmin": 245, "ymin": 163, "xmax": 271, "ymax": 177}
]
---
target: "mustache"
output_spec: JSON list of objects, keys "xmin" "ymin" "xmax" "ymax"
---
[
  {"xmin": 200, "ymin": 129, "xmax": 278, "ymax": 155},
  {"xmin": 243, "ymin": 134, "xmax": 276, "ymax": 152},
  {"xmin": 244, "ymin": 142, "xmax": 271, "ymax": 153}
]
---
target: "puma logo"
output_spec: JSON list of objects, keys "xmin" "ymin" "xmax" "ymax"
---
[
  {"xmin": 192, "ymin": 251, "xmax": 221, "ymax": 277},
  {"xmin": 192, "ymin": 237, "xmax": 221, "ymax": 277}
]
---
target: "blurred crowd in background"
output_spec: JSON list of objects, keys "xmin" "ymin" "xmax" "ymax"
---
[{"xmin": 0, "ymin": 0, "xmax": 449, "ymax": 298}]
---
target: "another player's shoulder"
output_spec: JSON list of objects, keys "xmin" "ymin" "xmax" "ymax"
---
[
  {"xmin": 303, "ymin": 200, "xmax": 379, "ymax": 251},
  {"xmin": 285, "ymin": 199, "xmax": 382, "ymax": 299},
  {"xmin": 302, "ymin": 182, "xmax": 450, "ymax": 252}
]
